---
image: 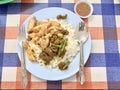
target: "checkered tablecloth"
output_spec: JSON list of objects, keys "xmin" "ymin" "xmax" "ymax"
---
[{"xmin": 0, "ymin": 0, "xmax": 120, "ymax": 89}]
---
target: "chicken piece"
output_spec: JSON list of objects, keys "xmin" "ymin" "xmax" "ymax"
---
[
  {"xmin": 47, "ymin": 26, "xmax": 57, "ymax": 31},
  {"xmin": 40, "ymin": 37, "xmax": 49, "ymax": 49},
  {"xmin": 45, "ymin": 26, "xmax": 56, "ymax": 35},
  {"xmin": 27, "ymin": 53, "xmax": 36, "ymax": 62},
  {"xmin": 48, "ymin": 26, "xmax": 64, "ymax": 32},
  {"xmin": 45, "ymin": 33, "xmax": 52, "ymax": 39},
  {"xmin": 47, "ymin": 26, "xmax": 58, "ymax": 35},
  {"xmin": 27, "ymin": 47, "xmax": 35, "ymax": 59},
  {"xmin": 28, "ymin": 30, "xmax": 33, "ymax": 34},
  {"xmin": 31, "ymin": 36, "xmax": 38, "ymax": 44},
  {"xmin": 35, "ymin": 23, "xmax": 51, "ymax": 37},
  {"xmin": 50, "ymin": 29, "xmax": 56, "ymax": 35},
  {"xmin": 28, "ymin": 17, "xmax": 37, "ymax": 33},
  {"xmin": 32, "ymin": 21, "xmax": 51, "ymax": 33},
  {"xmin": 36, "ymin": 30, "xmax": 45, "ymax": 37},
  {"xmin": 32, "ymin": 22, "xmax": 49, "ymax": 31},
  {"xmin": 28, "ymin": 33, "xmax": 36, "ymax": 38},
  {"xmin": 32, "ymin": 25, "xmax": 41, "ymax": 33},
  {"xmin": 36, "ymin": 21, "xmax": 43, "ymax": 25},
  {"xmin": 23, "ymin": 42, "xmax": 29, "ymax": 50},
  {"xmin": 37, "ymin": 21, "xmax": 48, "ymax": 25},
  {"xmin": 23, "ymin": 42, "xmax": 36, "ymax": 61},
  {"xmin": 40, "ymin": 23, "xmax": 51, "ymax": 31},
  {"xmin": 49, "ymin": 20, "xmax": 60, "ymax": 26},
  {"xmin": 27, "ymin": 36, "xmax": 32, "ymax": 41}
]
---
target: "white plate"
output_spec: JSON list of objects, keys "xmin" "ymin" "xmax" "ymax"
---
[{"xmin": 17, "ymin": 7, "xmax": 91, "ymax": 81}]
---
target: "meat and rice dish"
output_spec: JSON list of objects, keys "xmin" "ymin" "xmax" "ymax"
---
[{"xmin": 24, "ymin": 15, "xmax": 79, "ymax": 70}]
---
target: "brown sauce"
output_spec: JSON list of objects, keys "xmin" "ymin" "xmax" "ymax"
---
[{"xmin": 76, "ymin": 2, "xmax": 91, "ymax": 16}]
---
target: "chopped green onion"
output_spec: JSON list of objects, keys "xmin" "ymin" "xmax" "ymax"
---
[
  {"xmin": 58, "ymin": 49, "xmax": 61, "ymax": 56},
  {"xmin": 57, "ymin": 39, "xmax": 67, "ymax": 57},
  {"xmin": 61, "ymin": 39, "xmax": 67, "ymax": 51}
]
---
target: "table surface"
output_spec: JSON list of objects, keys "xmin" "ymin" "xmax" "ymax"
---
[{"xmin": 0, "ymin": 0, "xmax": 120, "ymax": 89}]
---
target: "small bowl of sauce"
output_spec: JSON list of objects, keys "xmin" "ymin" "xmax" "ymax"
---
[{"xmin": 74, "ymin": 0, "xmax": 93, "ymax": 18}]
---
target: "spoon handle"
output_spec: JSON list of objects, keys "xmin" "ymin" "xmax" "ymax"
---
[{"xmin": 79, "ymin": 41, "xmax": 85, "ymax": 84}]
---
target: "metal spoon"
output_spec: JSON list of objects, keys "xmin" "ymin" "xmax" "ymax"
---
[{"xmin": 75, "ymin": 22, "xmax": 89, "ymax": 84}]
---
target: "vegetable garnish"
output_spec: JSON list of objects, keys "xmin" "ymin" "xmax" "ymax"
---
[{"xmin": 57, "ymin": 39, "xmax": 67, "ymax": 57}]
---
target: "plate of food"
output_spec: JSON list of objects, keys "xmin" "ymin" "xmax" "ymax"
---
[{"xmin": 16, "ymin": 7, "xmax": 91, "ymax": 81}]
